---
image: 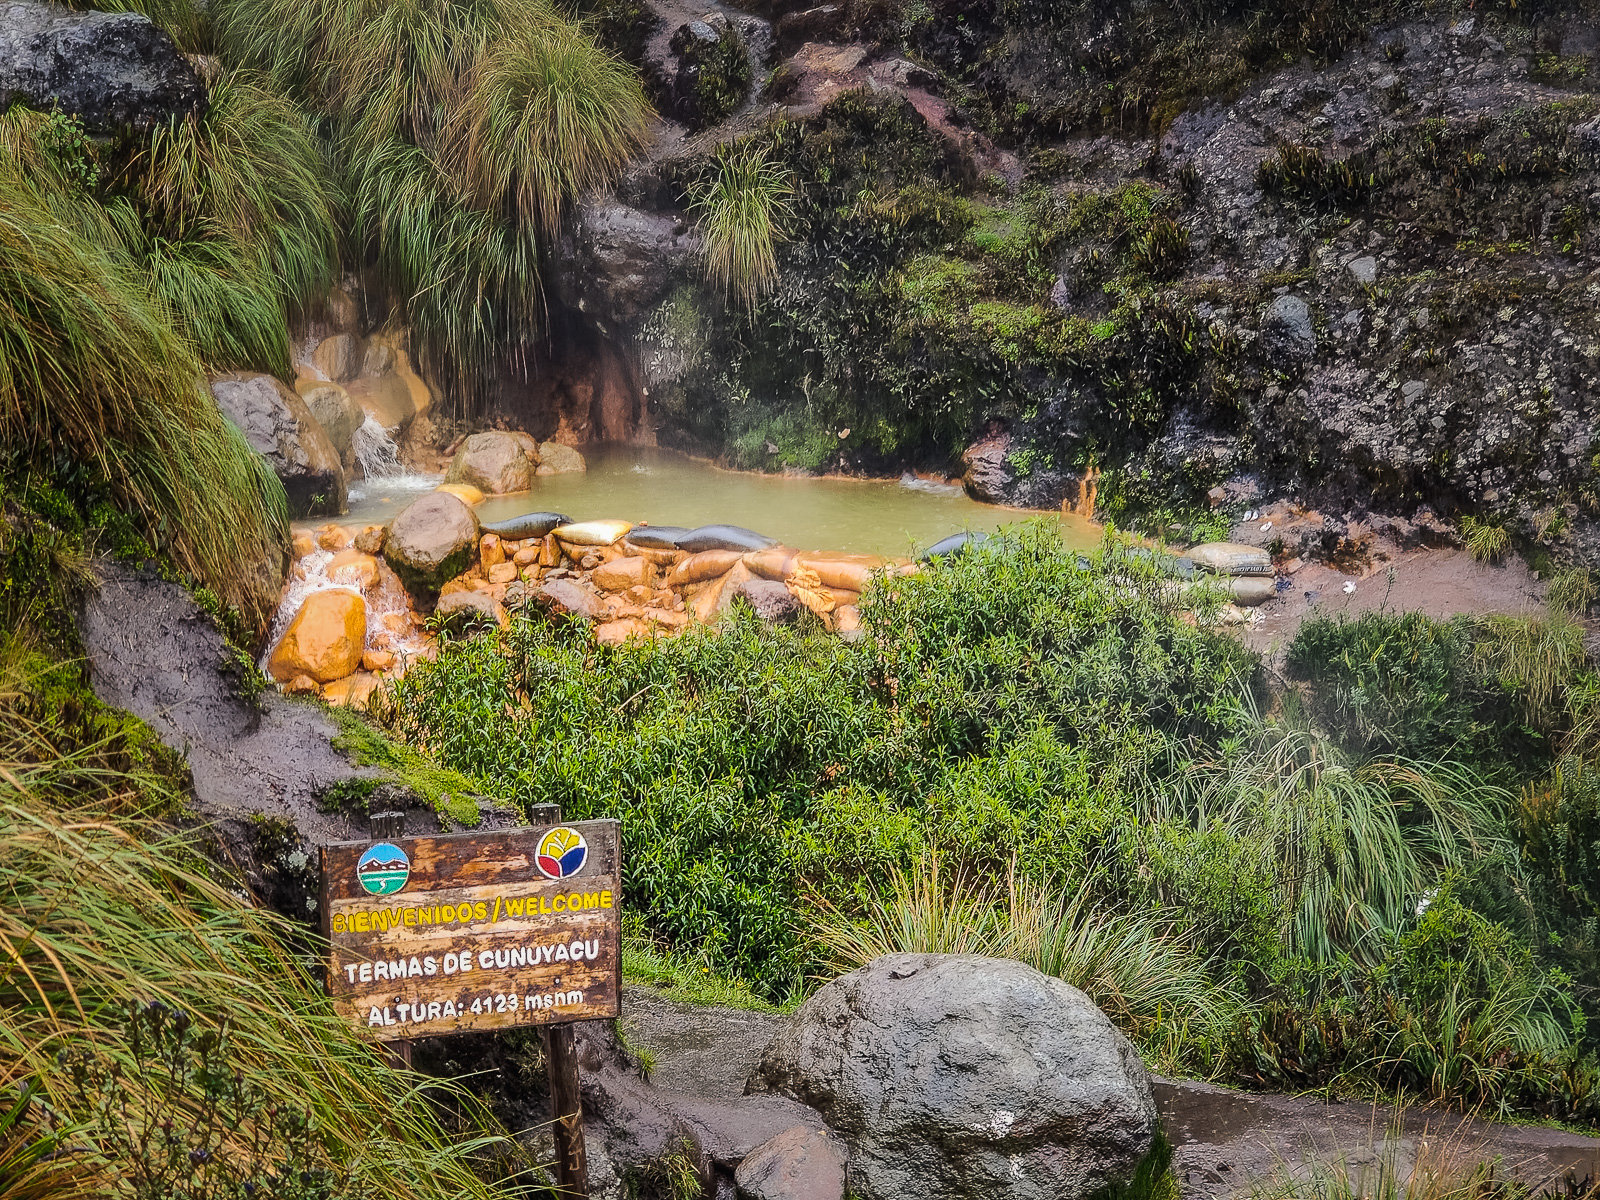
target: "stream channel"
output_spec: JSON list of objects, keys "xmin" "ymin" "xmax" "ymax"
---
[{"xmin": 330, "ymin": 444, "xmax": 1101, "ymax": 557}]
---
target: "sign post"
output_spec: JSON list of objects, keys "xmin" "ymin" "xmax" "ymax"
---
[{"xmin": 321, "ymin": 819, "xmax": 621, "ymax": 1198}]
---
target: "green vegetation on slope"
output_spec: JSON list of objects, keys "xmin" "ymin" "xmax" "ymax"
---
[
  {"xmin": 375, "ymin": 525, "xmax": 1600, "ymax": 1122},
  {"xmin": 0, "ymin": 121, "xmax": 290, "ymax": 632}
]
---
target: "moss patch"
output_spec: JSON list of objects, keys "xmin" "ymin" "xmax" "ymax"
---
[{"xmin": 325, "ymin": 705, "xmax": 485, "ymax": 828}]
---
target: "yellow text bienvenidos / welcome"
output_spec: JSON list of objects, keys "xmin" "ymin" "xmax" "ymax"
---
[{"xmin": 330, "ymin": 890, "xmax": 613, "ymax": 935}]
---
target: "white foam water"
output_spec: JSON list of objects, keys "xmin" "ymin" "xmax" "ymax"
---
[
  {"xmin": 352, "ymin": 414, "xmax": 405, "ymax": 480},
  {"xmin": 898, "ymin": 473, "xmax": 962, "ymax": 496},
  {"xmin": 261, "ymin": 546, "xmax": 429, "ymax": 678}
]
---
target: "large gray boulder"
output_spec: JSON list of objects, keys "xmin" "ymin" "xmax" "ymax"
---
[
  {"xmin": 383, "ymin": 492, "xmax": 479, "ymax": 600},
  {"xmin": 0, "ymin": 2, "xmax": 205, "ymax": 131},
  {"xmin": 212, "ymin": 373, "xmax": 346, "ymax": 518},
  {"xmin": 445, "ymin": 431, "xmax": 535, "ymax": 495},
  {"xmin": 749, "ymin": 954, "xmax": 1157, "ymax": 1200}
]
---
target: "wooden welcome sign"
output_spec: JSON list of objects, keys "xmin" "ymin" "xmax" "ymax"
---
[{"xmin": 320, "ymin": 820, "xmax": 623, "ymax": 1036}]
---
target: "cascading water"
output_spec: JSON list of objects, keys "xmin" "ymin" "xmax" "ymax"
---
[
  {"xmin": 262, "ymin": 546, "xmax": 428, "ymax": 675},
  {"xmin": 352, "ymin": 414, "xmax": 405, "ymax": 479}
]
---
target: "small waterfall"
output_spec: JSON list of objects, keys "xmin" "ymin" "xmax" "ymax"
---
[
  {"xmin": 352, "ymin": 414, "xmax": 404, "ymax": 479},
  {"xmin": 262, "ymin": 545, "xmax": 429, "ymax": 677}
]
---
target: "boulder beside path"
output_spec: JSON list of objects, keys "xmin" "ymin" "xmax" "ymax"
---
[{"xmin": 749, "ymin": 953, "xmax": 1158, "ymax": 1200}]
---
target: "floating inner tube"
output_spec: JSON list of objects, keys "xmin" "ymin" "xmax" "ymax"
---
[
  {"xmin": 625, "ymin": 525, "xmax": 694, "ymax": 550},
  {"xmin": 921, "ymin": 531, "xmax": 990, "ymax": 561},
  {"xmin": 482, "ymin": 511, "xmax": 573, "ymax": 539},
  {"xmin": 676, "ymin": 524, "xmax": 778, "ymax": 553}
]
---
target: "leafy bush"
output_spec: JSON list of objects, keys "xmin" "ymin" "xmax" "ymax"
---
[
  {"xmin": 1288, "ymin": 611, "xmax": 1599, "ymax": 778},
  {"xmin": 377, "ymin": 526, "xmax": 1255, "ymax": 995}
]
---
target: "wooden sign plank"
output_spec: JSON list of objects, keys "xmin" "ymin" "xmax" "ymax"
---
[{"xmin": 321, "ymin": 820, "xmax": 621, "ymax": 1037}]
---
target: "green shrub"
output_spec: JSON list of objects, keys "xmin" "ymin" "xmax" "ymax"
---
[
  {"xmin": 1287, "ymin": 613, "xmax": 1538, "ymax": 775},
  {"xmin": 377, "ymin": 527, "xmax": 1256, "ymax": 995}
]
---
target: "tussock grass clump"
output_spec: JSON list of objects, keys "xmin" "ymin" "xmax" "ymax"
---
[
  {"xmin": 465, "ymin": 20, "xmax": 653, "ymax": 238},
  {"xmin": 131, "ymin": 71, "xmax": 340, "ymax": 324},
  {"xmin": 0, "ymin": 671, "xmax": 520, "ymax": 1199},
  {"xmin": 215, "ymin": 0, "xmax": 652, "ymax": 408},
  {"xmin": 692, "ymin": 140, "xmax": 796, "ymax": 311},
  {"xmin": 0, "ymin": 166, "xmax": 288, "ymax": 631},
  {"xmin": 1461, "ymin": 514, "xmax": 1510, "ymax": 563},
  {"xmin": 809, "ymin": 855, "xmax": 1244, "ymax": 1070},
  {"xmin": 1158, "ymin": 715, "xmax": 1515, "ymax": 966}
]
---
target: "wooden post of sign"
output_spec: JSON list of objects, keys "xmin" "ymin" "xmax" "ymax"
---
[
  {"xmin": 542, "ymin": 1023, "xmax": 588, "ymax": 1198},
  {"xmin": 370, "ymin": 809, "xmax": 412, "ymax": 1071},
  {"xmin": 541, "ymin": 803, "xmax": 587, "ymax": 1199}
]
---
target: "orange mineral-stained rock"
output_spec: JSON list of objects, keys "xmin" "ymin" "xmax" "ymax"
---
[
  {"xmin": 794, "ymin": 553, "xmax": 889, "ymax": 594},
  {"xmin": 513, "ymin": 544, "xmax": 539, "ymax": 566},
  {"xmin": 481, "ymin": 534, "xmax": 505, "ymax": 567},
  {"xmin": 743, "ymin": 544, "xmax": 800, "ymax": 581},
  {"xmin": 283, "ymin": 674, "xmax": 320, "ymax": 696},
  {"xmin": 539, "ymin": 533, "xmax": 560, "ymax": 567},
  {"xmin": 593, "ymin": 556, "xmax": 651, "ymax": 592},
  {"xmin": 316, "ymin": 524, "xmax": 352, "ymax": 552},
  {"xmin": 327, "ymin": 549, "xmax": 380, "ymax": 591},
  {"xmin": 691, "ymin": 562, "xmax": 753, "ymax": 623},
  {"xmin": 487, "ymin": 562, "xmax": 518, "ymax": 584},
  {"xmin": 267, "ymin": 589, "xmax": 366, "ymax": 683},
  {"xmin": 353, "ymin": 524, "xmax": 386, "ymax": 555},
  {"xmin": 670, "ymin": 549, "xmax": 744, "ymax": 588},
  {"xmin": 323, "ymin": 670, "xmax": 380, "ymax": 709},
  {"xmin": 643, "ymin": 608, "xmax": 689, "ymax": 630},
  {"xmin": 594, "ymin": 618, "xmax": 652, "ymax": 645},
  {"xmin": 362, "ymin": 649, "xmax": 395, "ymax": 672},
  {"xmin": 435, "ymin": 482, "xmax": 484, "ymax": 506},
  {"xmin": 292, "ymin": 532, "xmax": 316, "ymax": 559}
]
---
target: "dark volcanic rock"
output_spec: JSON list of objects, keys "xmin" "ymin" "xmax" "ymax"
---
[
  {"xmin": 735, "ymin": 578, "xmax": 800, "ymax": 622},
  {"xmin": 960, "ymin": 427, "xmax": 1078, "ymax": 509},
  {"xmin": 775, "ymin": 4, "xmax": 845, "ymax": 54},
  {"xmin": 0, "ymin": 2, "xmax": 204, "ymax": 131},
  {"xmin": 212, "ymin": 373, "xmax": 347, "ymax": 519},
  {"xmin": 553, "ymin": 198, "xmax": 701, "ymax": 331}
]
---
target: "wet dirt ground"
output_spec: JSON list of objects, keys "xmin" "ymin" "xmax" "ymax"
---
[{"xmin": 1241, "ymin": 547, "xmax": 1549, "ymax": 660}]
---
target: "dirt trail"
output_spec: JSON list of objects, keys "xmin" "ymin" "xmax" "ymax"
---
[
  {"xmin": 79, "ymin": 560, "xmax": 376, "ymax": 844},
  {"xmin": 1242, "ymin": 547, "xmax": 1547, "ymax": 657},
  {"xmin": 621, "ymin": 989, "xmax": 1600, "ymax": 1196}
]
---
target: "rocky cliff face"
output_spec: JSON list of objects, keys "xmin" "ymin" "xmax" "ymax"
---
[{"xmin": 550, "ymin": 0, "xmax": 1600, "ymax": 562}]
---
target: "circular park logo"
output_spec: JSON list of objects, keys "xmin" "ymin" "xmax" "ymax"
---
[
  {"xmin": 536, "ymin": 827, "xmax": 588, "ymax": 880},
  {"xmin": 357, "ymin": 842, "xmax": 410, "ymax": 896}
]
